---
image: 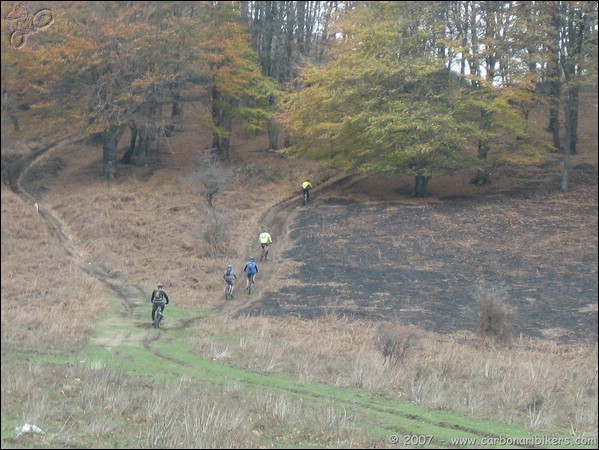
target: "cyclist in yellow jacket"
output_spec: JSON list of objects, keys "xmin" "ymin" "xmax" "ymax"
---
[
  {"xmin": 301, "ymin": 180, "xmax": 313, "ymax": 203},
  {"xmin": 259, "ymin": 228, "xmax": 273, "ymax": 261}
]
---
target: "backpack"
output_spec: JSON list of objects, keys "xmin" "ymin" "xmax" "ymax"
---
[
  {"xmin": 245, "ymin": 261, "xmax": 256, "ymax": 273},
  {"xmin": 224, "ymin": 269, "xmax": 235, "ymax": 281},
  {"xmin": 153, "ymin": 289, "xmax": 163, "ymax": 302}
]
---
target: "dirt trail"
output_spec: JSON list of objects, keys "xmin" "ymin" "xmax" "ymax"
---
[
  {"xmin": 223, "ymin": 173, "xmax": 367, "ymax": 315},
  {"xmin": 4, "ymin": 137, "xmax": 165, "ymax": 351}
]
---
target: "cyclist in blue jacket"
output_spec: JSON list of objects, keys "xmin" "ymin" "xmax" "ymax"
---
[{"xmin": 243, "ymin": 257, "xmax": 259, "ymax": 291}]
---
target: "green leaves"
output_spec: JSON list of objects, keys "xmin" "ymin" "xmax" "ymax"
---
[{"xmin": 279, "ymin": 1, "xmax": 544, "ymax": 182}]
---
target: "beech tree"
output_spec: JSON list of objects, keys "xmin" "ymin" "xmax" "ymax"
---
[
  {"xmin": 280, "ymin": 2, "xmax": 498, "ymax": 197},
  {"xmin": 242, "ymin": 1, "xmax": 344, "ymax": 151},
  {"xmin": 2, "ymin": 1, "xmax": 274, "ymax": 176},
  {"xmin": 1, "ymin": 2, "xmax": 188, "ymax": 177},
  {"xmin": 554, "ymin": 1, "xmax": 597, "ymax": 192},
  {"xmin": 194, "ymin": 2, "xmax": 275, "ymax": 160}
]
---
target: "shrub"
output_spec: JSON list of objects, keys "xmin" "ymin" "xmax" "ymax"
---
[
  {"xmin": 374, "ymin": 323, "xmax": 415, "ymax": 366},
  {"xmin": 202, "ymin": 206, "xmax": 232, "ymax": 256},
  {"xmin": 475, "ymin": 285, "xmax": 515, "ymax": 345}
]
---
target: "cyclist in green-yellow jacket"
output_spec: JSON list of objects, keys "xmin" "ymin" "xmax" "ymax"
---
[
  {"xmin": 301, "ymin": 180, "xmax": 313, "ymax": 202},
  {"xmin": 259, "ymin": 228, "xmax": 273, "ymax": 261}
]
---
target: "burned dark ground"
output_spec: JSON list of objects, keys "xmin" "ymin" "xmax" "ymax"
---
[{"xmin": 241, "ymin": 165, "xmax": 598, "ymax": 345}]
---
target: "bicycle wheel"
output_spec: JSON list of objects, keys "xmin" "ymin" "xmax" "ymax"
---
[
  {"xmin": 154, "ymin": 307, "xmax": 163, "ymax": 328},
  {"xmin": 9, "ymin": 30, "xmax": 26, "ymax": 48},
  {"xmin": 33, "ymin": 9, "xmax": 53, "ymax": 29}
]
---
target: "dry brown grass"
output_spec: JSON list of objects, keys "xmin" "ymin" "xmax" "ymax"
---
[
  {"xmin": 1, "ymin": 183, "xmax": 106, "ymax": 349},
  {"xmin": 1, "ymin": 89, "xmax": 597, "ymax": 444},
  {"xmin": 186, "ymin": 311, "xmax": 597, "ymax": 430}
]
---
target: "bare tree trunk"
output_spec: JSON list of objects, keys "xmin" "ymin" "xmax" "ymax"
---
[
  {"xmin": 412, "ymin": 175, "xmax": 431, "ymax": 197},
  {"xmin": 171, "ymin": 90, "xmax": 183, "ymax": 117},
  {"xmin": 103, "ymin": 125, "xmax": 125, "ymax": 179},
  {"xmin": 120, "ymin": 122, "xmax": 138, "ymax": 164},
  {"xmin": 547, "ymin": 1, "xmax": 562, "ymax": 151},
  {"xmin": 219, "ymin": 114, "xmax": 232, "ymax": 160},
  {"xmin": 267, "ymin": 94, "xmax": 279, "ymax": 151},
  {"xmin": 210, "ymin": 86, "xmax": 233, "ymax": 160},
  {"xmin": 558, "ymin": 1, "xmax": 588, "ymax": 191},
  {"xmin": 136, "ymin": 125, "xmax": 152, "ymax": 166},
  {"xmin": 473, "ymin": 107, "xmax": 492, "ymax": 186},
  {"xmin": 267, "ymin": 120, "xmax": 279, "ymax": 151},
  {"xmin": 560, "ymin": 143, "xmax": 571, "ymax": 193},
  {"xmin": 564, "ymin": 85, "xmax": 580, "ymax": 156}
]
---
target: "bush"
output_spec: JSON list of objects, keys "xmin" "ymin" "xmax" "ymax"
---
[
  {"xmin": 202, "ymin": 206, "xmax": 232, "ymax": 256},
  {"xmin": 233, "ymin": 164, "xmax": 282, "ymax": 182},
  {"xmin": 475, "ymin": 285, "xmax": 515, "ymax": 345},
  {"xmin": 374, "ymin": 323, "xmax": 415, "ymax": 366}
]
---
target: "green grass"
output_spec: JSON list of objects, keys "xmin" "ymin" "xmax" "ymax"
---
[{"xmin": 5, "ymin": 295, "xmax": 590, "ymax": 449}]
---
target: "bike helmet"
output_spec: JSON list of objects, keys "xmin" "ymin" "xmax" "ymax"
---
[
  {"xmin": 157, "ymin": 282, "xmax": 164, "ymax": 288},
  {"xmin": 227, "ymin": 264, "xmax": 233, "ymax": 269},
  {"xmin": 250, "ymin": 257, "xmax": 255, "ymax": 261}
]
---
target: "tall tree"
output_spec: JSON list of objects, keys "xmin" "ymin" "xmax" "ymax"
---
[
  {"xmin": 199, "ymin": 2, "xmax": 275, "ymax": 160},
  {"xmin": 2, "ymin": 1, "xmax": 190, "ymax": 177},
  {"xmin": 242, "ymin": 1, "xmax": 344, "ymax": 151},
  {"xmin": 557, "ymin": 1, "xmax": 596, "ymax": 192},
  {"xmin": 519, "ymin": 1, "xmax": 597, "ymax": 192},
  {"xmin": 279, "ymin": 2, "xmax": 487, "ymax": 197},
  {"xmin": 2, "ymin": 1, "xmax": 274, "ymax": 173}
]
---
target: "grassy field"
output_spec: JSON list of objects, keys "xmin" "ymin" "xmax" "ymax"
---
[{"xmin": 1, "ymin": 89, "xmax": 597, "ymax": 448}]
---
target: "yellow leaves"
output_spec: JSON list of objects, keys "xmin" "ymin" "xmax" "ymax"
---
[
  {"xmin": 130, "ymin": 73, "xmax": 175, "ymax": 91},
  {"xmin": 86, "ymin": 122, "xmax": 110, "ymax": 135}
]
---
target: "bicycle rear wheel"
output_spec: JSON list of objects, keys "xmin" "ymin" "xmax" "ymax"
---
[{"xmin": 153, "ymin": 307, "xmax": 164, "ymax": 328}]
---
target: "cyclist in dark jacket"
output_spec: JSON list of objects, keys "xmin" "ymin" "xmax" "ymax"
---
[{"xmin": 150, "ymin": 282, "xmax": 170, "ymax": 325}]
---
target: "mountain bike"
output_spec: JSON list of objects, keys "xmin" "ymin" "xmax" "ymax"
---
[
  {"xmin": 246, "ymin": 275, "xmax": 256, "ymax": 294},
  {"xmin": 260, "ymin": 244, "xmax": 270, "ymax": 261},
  {"xmin": 153, "ymin": 303, "xmax": 165, "ymax": 328},
  {"xmin": 302, "ymin": 188, "xmax": 310, "ymax": 205},
  {"xmin": 225, "ymin": 282, "xmax": 234, "ymax": 300}
]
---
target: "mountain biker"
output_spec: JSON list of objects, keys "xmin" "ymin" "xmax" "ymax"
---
[
  {"xmin": 243, "ymin": 257, "xmax": 259, "ymax": 291},
  {"xmin": 150, "ymin": 282, "xmax": 170, "ymax": 326},
  {"xmin": 259, "ymin": 228, "xmax": 273, "ymax": 261},
  {"xmin": 302, "ymin": 180, "xmax": 313, "ymax": 202},
  {"xmin": 223, "ymin": 264, "xmax": 237, "ymax": 297}
]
